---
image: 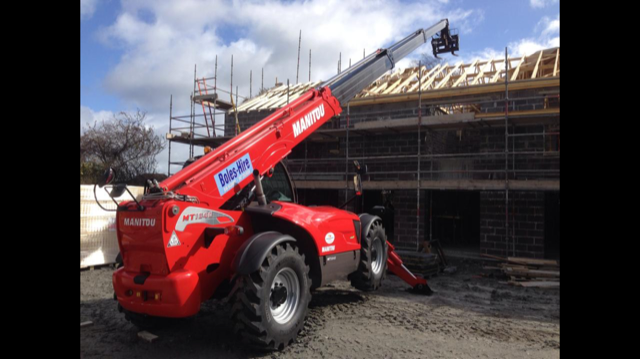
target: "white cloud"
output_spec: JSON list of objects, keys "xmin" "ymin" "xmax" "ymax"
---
[
  {"xmin": 81, "ymin": 105, "xmax": 114, "ymax": 133},
  {"xmin": 509, "ymin": 14, "xmax": 559, "ymax": 56},
  {"xmin": 536, "ymin": 15, "xmax": 560, "ymax": 37},
  {"xmin": 90, "ymin": 0, "xmax": 482, "ymax": 174},
  {"xmin": 508, "ymin": 37, "xmax": 558, "ymax": 57},
  {"xmin": 530, "ymin": 0, "xmax": 558, "ymax": 9},
  {"xmin": 99, "ymin": 0, "xmax": 480, "ymax": 114},
  {"xmin": 460, "ymin": 13, "xmax": 559, "ymax": 64},
  {"xmin": 81, "ymin": 0, "xmax": 99, "ymax": 20}
]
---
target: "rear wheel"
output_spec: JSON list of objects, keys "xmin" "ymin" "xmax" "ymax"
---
[
  {"xmin": 230, "ymin": 242, "xmax": 311, "ymax": 350},
  {"xmin": 350, "ymin": 220, "xmax": 388, "ymax": 291}
]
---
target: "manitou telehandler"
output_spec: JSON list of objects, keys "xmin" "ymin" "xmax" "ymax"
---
[{"xmin": 95, "ymin": 19, "xmax": 459, "ymax": 350}]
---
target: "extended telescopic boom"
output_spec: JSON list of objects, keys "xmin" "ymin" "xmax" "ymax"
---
[{"xmin": 324, "ymin": 19, "xmax": 454, "ymax": 105}]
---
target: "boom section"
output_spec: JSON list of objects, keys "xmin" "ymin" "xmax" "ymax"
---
[
  {"xmin": 159, "ymin": 87, "xmax": 342, "ymax": 208},
  {"xmin": 323, "ymin": 19, "xmax": 450, "ymax": 105}
]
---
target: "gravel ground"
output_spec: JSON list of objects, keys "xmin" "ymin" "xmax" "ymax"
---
[{"xmin": 80, "ymin": 257, "xmax": 559, "ymax": 358}]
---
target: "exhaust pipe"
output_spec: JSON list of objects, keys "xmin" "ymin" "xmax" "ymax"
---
[{"xmin": 253, "ymin": 170, "xmax": 267, "ymax": 206}]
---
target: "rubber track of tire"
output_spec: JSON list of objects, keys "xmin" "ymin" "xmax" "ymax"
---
[
  {"xmin": 350, "ymin": 220, "xmax": 387, "ymax": 291},
  {"xmin": 229, "ymin": 243, "xmax": 311, "ymax": 350}
]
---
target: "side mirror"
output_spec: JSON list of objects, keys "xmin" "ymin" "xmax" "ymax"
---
[
  {"xmin": 352, "ymin": 160, "xmax": 365, "ymax": 195},
  {"xmin": 353, "ymin": 173, "xmax": 362, "ymax": 195},
  {"xmin": 93, "ymin": 168, "xmax": 145, "ymax": 212},
  {"xmin": 109, "ymin": 183, "xmax": 127, "ymax": 198},
  {"xmin": 353, "ymin": 160, "xmax": 367, "ymax": 175},
  {"xmin": 99, "ymin": 168, "xmax": 115, "ymax": 188}
]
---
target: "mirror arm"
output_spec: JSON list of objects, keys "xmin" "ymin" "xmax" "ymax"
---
[
  {"xmin": 124, "ymin": 187, "xmax": 144, "ymax": 210},
  {"xmin": 94, "ymin": 184, "xmax": 145, "ymax": 212},
  {"xmin": 339, "ymin": 194, "xmax": 358, "ymax": 210}
]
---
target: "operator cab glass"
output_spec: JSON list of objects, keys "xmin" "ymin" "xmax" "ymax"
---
[
  {"xmin": 262, "ymin": 162, "xmax": 295, "ymax": 203},
  {"xmin": 220, "ymin": 161, "xmax": 296, "ymax": 211}
]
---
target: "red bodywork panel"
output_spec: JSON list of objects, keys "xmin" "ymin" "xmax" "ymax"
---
[
  {"xmin": 112, "ymin": 86, "xmax": 427, "ymax": 318},
  {"xmin": 114, "ymin": 201, "xmax": 250, "ymax": 317},
  {"xmin": 273, "ymin": 203, "xmax": 361, "ymax": 255}
]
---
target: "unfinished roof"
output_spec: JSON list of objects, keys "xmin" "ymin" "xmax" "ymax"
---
[
  {"xmin": 236, "ymin": 81, "xmax": 322, "ymax": 112},
  {"xmin": 236, "ymin": 47, "xmax": 559, "ymax": 112}
]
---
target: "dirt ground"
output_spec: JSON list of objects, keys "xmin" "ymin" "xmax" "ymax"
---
[{"xmin": 80, "ymin": 257, "xmax": 559, "ymax": 358}]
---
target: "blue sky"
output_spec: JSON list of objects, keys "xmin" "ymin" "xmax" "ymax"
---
[{"xmin": 81, "ymin": 0, "xmax": 559, "ymax": 174}]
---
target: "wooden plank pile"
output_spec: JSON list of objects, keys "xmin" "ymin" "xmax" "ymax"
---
[{"xmin": 481, "ymin": 254, "xmax": 559, "ymax": 289}]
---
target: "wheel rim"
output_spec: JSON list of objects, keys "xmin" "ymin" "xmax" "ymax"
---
[
  {"xmin": 371, "ymin": 236, "xmax": 384, "ymax": 275},
  {"xmin": 270, "ymin": 267, "xmax": 300, "ymax": 324}
]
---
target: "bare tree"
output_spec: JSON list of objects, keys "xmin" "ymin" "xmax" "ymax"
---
[{"xmin": 80, "ymin": 110, "xmax": 165, "ymax": 184}]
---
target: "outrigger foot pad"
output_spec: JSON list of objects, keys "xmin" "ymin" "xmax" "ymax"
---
[{"xmin": 410, "ymin": 283, "xmax": 435, "ymax": 295}]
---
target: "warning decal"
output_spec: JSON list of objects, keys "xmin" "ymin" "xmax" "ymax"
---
[{"xmin": 168, "ymin": 231, "xmax": 181, "ymax": 248}]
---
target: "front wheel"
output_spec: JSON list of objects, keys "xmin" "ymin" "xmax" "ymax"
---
[
  {"xmin": 230, "ymin": 242, "xmax": 311, "ymax": 350},
  {"xmin": 350, "ymin": 220, "xmax": 388, "ymax": 291}
]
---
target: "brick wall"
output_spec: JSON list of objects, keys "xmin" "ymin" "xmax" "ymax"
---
[
  {"xmin": 389, "ymin": 190, "xmax": 424, "ymax": 249},
  {"xmin": 480, "ymin": 191, "xmax": 545, "ymax": 258},
  {"xmin": 286, "ymin": 123, "xmax": 559, "ymax": 182}
]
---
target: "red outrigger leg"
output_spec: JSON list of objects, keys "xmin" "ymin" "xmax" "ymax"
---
[{"xmin": 386, "ymin": 241, "xmax": 434, "ymax": 295}]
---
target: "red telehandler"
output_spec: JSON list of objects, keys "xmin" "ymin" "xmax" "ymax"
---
[{"xmin": 95, "ymin": 19, "xmax": 459, "ymax": 350}]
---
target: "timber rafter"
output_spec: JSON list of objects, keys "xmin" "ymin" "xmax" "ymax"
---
[{"xmin": 236, "ymin": 47, "xmax": 559, "ymax": 113}]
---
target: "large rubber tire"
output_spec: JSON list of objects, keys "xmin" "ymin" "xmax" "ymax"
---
[
  {"xmin": 350, "ymin": 220, "xmax": 388, "ymax": 291},
  {"xmin": 230, "ymin": 242, "xmax": 311, "ymax": 350}
]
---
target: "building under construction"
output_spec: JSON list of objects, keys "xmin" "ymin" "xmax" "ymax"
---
[{"xmin": 167, "ymin": 47, "xmax": 560, "ymax": 259}]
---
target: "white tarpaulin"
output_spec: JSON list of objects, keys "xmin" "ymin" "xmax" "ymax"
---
[{"xmin": 80, "ymin": 185, "xmax": 144, "ymax": 268}]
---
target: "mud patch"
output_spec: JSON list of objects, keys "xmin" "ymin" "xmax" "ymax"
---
[{"xmin": 81, "ymin": 257, "xmax": 559, "ymax": 358}]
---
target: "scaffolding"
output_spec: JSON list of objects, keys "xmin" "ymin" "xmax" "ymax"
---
[{"xmin": 166, "ymin": 63, "xmax": 240, "ymax": 176}]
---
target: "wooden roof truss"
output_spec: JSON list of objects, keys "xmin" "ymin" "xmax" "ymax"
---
[{"xmin": 234, "ymin": 47, "xmax": 559, "ymax": 112}]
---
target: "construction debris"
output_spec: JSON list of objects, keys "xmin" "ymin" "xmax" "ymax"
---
[
  {"xmin": 512, "ymin": 281, "xmax": 559, "ymax": 289},
  {"xmin": 443, "ymin": 266, "xmax": 457, "ymax": 274},
  {"xmin": 395, "ymin": 240, "xmax": 452, "ymax": 278},
  {"xmin": 138, "ymin": 331, "xmax": 159, "ymax": 343},
  {"xmin": 395, "ymin": 250, "xmax": 440, "ymax": 277},
  {"xmin": 480, "ymin": 254, "xmax": 559, "ymax": 288}
]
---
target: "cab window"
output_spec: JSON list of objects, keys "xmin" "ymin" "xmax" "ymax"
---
[{"xmin": 262, "ymin": 163, "xmax": 295, "ymax": 203}]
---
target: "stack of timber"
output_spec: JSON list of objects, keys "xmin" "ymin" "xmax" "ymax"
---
[{"xmin": 480, "ymin": 254, "xmax": 559, "ymax": 289}]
